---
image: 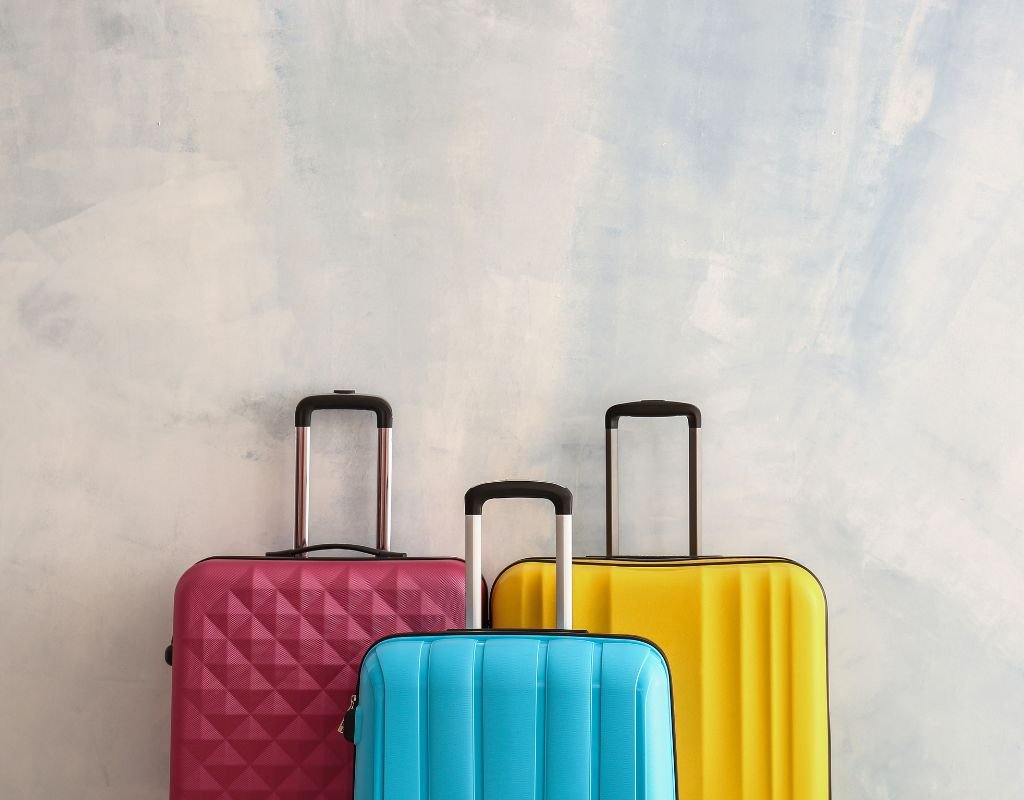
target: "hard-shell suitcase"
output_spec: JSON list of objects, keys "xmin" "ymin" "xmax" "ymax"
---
[
  {"xmin": 490, "ymin": 402, "xmax": 830, "ymax": 800},
  {"xmin": 344, "ymin": 480, "xmax": 678, "ymax": 800},
  {"xmin": 167, "ymin": 393, "xmax": 467, "ymax": 800}
]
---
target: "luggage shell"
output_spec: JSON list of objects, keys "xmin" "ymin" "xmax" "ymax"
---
[
  {"xmin": 490, "ymin": 557, "xmax": 829, "ymax": 800},
  {"xmin": 170, "ymin": 556, "xmax": 465, "ymax": 799},
  {"xmin": 353, "ymin": 631, "xmax": 676, "ymax": 800},
  {"xmin": 167, "ymin": 393, "xmax": 468, "ymax": 800},
  {"xmin": 490, "ymin": 402, "xmax": 830, "ymax": 800},
  {"xmin": 349, "ymin": 481, "xmax": 678, "ymax": 800}
]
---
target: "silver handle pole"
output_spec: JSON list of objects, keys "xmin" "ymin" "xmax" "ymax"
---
[
  {"xmin": 465, "ymin": 515, "xmax": 483, "ymax": 629},
  {"xmin": 556, "ymin": 515, "xmax": 572, "ymax": 629},
  {"xmin": 376, "ymin": 428, "xmax": 392, "ymax": 551},
  {"xmin": 464, "ymin": 495, "xmax": 572, "ymax": 631},
  {"xmin": 294, "ymin": 426, "xmax": 311, "ymax": 551},
  {"xmin": 605, "ymin": 427, "xmax": 619, "ymax": 557},
  {"xmin": 690, "ymin": 427, "xmax": 702, "ymax": 556}
]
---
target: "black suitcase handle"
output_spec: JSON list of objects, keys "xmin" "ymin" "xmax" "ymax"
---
[
  {"xmin": 605, "ymin": 400, "xmax": 701, "ymax": 429},
  {"xmin": 464, "ymin": 481, "xmax": 573, "ymax": 515},
  {"xmin": 293, "ymin": 390, "xmax": 393, "ymax": 553},
  {"xmin": 295, "ymin": 391, "xmax": 393, "ymax": 428},
  {"xmin": 605, "ymin": 400, "xmax": 702, "ymax": 557},
  {"xmin": 464, "ymin": 480, "xmax": 573, "ymax": 631},
  {"xmin": 266, "ymin": 543, "xmax": 407, "ymax": 559}
]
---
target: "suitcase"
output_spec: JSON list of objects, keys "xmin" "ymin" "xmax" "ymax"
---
[
  {"xmin": 490, "ymin": 402, "xmax": 830, "ymax": 800},
  {"xmin": 167, "ymin": 392, "xmax": 467, "ymax": 800},
  {"xmin": 343, "ymin": 480, "xmax": 678, "ymax": 800}
]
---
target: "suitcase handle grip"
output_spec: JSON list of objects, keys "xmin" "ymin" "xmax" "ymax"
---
[
  {"xmin": 605, "ymin": 400, "xmax": 701, "ymax": 428},
  {"xmin": 605, "ymin": 400, "xmax": 702, "ymax": 557},
  {"xmin": 464, "ymin": 481, "xmax": 573, "ymax": 630},
  {"xmin": 266, "ymin": 543, "xmax": 407, "ymax": 559},
  {"xmin": 295, "ymin": 392, "xmax": 393, "ymax": 428},
  {"xmin": 464, "ymin": 481, "xmax": 573, "ymax": 515},
  {"xmin": 294, "ymin": 392, "xmax": 394, "ymax": 553}
]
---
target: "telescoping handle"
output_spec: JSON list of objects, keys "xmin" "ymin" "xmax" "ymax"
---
[
  {"xmin": 464, "ymin": 481, "xmax": 573, "ymax": 630},
  {"xmin": 605, "ymin": 400, "xmax": 702, "ymax": 557},
  {"xmin": 294, "ymin": 391, "xmax": 394, "ymax": 552}
]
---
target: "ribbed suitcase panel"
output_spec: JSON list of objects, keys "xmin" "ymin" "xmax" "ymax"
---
[
  {"xmin": 426, "ymin": 639, "xmax": 479, "ymax": 800},
  {"xmin": 490, "ymin": 559, "xmax": 829, "ymax": 800},
  {"xmin": 545, "ymin": 639, "xmax": 595, "ymax": 800},
  {"xmin": 354, "ymin": 634, "xmax": 676, "ymax": 800},
  {"xmin": 169, "ymin": 558, "xmax": 466, "ymax": 800}
]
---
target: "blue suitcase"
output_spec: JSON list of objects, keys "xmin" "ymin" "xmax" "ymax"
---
[{"xmin": 342, "ymin": 481, "xmax": 678, "ymax": 799}]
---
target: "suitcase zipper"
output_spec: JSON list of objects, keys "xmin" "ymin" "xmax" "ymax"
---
[{"xmin": 338, "ymin": 694, "xmax": 357, "ymax": 740}]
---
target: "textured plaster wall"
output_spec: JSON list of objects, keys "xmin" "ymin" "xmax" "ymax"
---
[{"xmin": 2, "ymin": 1, "xmax": 1023, "ymax": 797}]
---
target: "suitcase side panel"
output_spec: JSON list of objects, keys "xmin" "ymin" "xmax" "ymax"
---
[
  {"xmin": 490, "ymin": 560, "xmax": 830, "ymax": 800},
  {"xmin": 353, "ymin": 634, "xmax": 676, "ymax": 800},
  {"xmin": 169, "ymin": 557, "xmax": 466, "ymax": 800}
]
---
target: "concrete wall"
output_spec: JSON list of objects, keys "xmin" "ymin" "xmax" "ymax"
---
[{"xmin": 2, "ymin": 1, "xmax": 1023, "ymax": 796}]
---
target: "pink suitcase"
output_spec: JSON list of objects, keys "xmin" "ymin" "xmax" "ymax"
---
[{"xmin": 167, "ymin": 392, "xmax": 466, "ymax": 800}]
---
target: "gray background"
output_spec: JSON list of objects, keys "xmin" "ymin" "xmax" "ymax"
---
[{"xmin": 2, "ymin": 1, "xmax": 1023, "ymax": 797}]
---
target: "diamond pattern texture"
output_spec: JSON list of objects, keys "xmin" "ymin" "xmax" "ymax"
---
[{"xmin": 169, "ymin": 557, "xmax": 466, "ymax": 800}]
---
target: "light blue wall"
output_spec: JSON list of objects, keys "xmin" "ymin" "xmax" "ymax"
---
[{"xmin": 2, "ymin": 1, "xmax": 1023, "ymax": 797}]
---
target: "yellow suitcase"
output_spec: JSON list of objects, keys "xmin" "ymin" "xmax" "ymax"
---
[{"xmin": 490, "ymin": 401, "xmax": 830, "ymax": 800}]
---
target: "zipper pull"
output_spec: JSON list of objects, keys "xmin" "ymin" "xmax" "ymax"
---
[{"xmin": 339, "ymin": 694, "xmax": 357, "ymax": 742}]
